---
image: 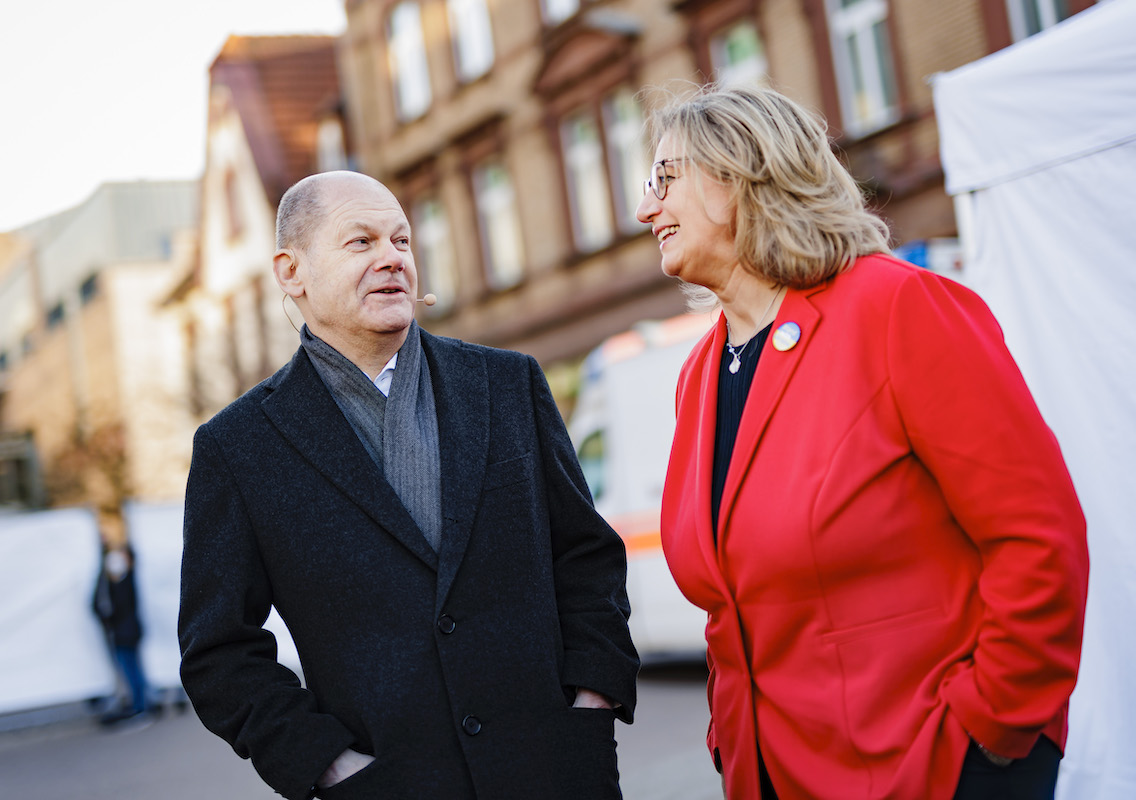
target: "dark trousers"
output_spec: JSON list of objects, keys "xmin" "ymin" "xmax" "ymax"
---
[
  {"xmin": 755, "ymin": 737, "xmax": 1059, "ymax": 800},
  {"xmin": 952, "ymin": 737, "xmax": 1062, "ymax": 800},
  {"xmin": 114, "ymin": 646, "xmax": 150, "ymax": 713},
  {"xmin": 757, "ymin": 746, "xmax": 778, "ymax": 800}
]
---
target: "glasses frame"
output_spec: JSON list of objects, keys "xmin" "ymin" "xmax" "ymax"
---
[{"xmin": 643, "ymin": 158, "xmax": 686, "ymax": 201}]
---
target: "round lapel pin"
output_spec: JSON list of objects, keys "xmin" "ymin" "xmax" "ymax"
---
[{"xmin": 772, "ymin": 321, "xmax": 801, "ymax": 352}]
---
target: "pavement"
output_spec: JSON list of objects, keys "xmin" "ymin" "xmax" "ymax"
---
[{"xmin": 0, "ymin": 663, "xmax": 722, "ymax": 799}]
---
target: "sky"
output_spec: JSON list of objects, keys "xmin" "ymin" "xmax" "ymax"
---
[{"xmin": 0, "ymin": 0, "xmax": 347, "ymax": 232}]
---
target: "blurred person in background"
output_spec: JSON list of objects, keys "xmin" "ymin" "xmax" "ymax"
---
[
  {"xmin": 179, "ymin": 171, "xmax": 638, "ymax": 800},
  {"xmin": 92, "ymin": 508, "xmax": 152, "ymax": 725},
  {"xmin": 636, "ymin": 84, "xmax": 1089, "ymax": 800}
]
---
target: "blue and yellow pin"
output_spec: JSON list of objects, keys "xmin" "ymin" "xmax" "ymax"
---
[{"xmin": 772, "ymin": 322, "xmax": 801, "ymax": 352}]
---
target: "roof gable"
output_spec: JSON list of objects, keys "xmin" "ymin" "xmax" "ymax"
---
[{"xmin": 209, "ymin": 36, "xmax": 341, "ymax": 204}]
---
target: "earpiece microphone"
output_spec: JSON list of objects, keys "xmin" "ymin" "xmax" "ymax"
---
[{"xmin": 416, "ymin": 293, "xmax": 437, "ymax": 306}]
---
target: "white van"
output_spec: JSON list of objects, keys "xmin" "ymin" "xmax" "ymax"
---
[{"xmin": 568, "ymin": 312, "xmax": 715, "ymax": 661}]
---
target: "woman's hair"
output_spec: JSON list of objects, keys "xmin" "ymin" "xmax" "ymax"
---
[{"xmin": 645, "ymin": 83, "xmax": 891, "ymax": 291}]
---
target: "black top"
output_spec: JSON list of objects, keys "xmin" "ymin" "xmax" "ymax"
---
[
  {"xmin": 711, "ymin": 323, "xmax": 771, "ymax": 534},
  {"xmin": 92, "ymin": 566, "xmax": 143, "ymax": 648}
]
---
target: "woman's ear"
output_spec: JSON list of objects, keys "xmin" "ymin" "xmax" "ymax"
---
[{"xmin": 273, "ymin": 249, "xmax": 304, "ymax": 298}]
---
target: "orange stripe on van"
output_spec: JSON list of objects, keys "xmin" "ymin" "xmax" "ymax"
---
[{"xmin": 609, "ymin": 510, "xmax": 663, "ymax": 556}]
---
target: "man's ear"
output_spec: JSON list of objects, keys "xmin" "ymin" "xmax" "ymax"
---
[{"xmin": 273, "ymin": 249, "xmax": 304, "ymax": 298}]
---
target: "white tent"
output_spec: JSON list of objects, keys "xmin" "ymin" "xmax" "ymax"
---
[{"xmin": 933, "ymin": 2, "xmax": 1136, "ymax": 797}]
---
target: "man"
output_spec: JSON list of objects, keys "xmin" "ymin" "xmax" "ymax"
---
[{"xmin": 179, "ymin": 171, "xmax": 639, "ymax": 800}]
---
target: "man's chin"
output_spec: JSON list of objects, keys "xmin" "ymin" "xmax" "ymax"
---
[{"xmin": 365, "ymin": 309, "xmax": 415, "ymax": 335}]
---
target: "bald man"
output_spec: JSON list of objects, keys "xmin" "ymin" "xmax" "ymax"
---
[{"xmin": 179, "ymin": 172, "xmax": 638, "ymax": 800}]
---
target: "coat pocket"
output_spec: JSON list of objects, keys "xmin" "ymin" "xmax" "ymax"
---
[
  {"xmin": 315, "ymin": 758, "xmax": 387, "ymax": 800},
  {"xmin": 483, "ymin": 452, "xmax": 534, "ymax": 492}
]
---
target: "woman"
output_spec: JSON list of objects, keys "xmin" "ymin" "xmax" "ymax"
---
[
  {"xmin": 93, "ymin": 519, "xmax": 152, "ymax": 725},
  {"xmin": 636, "ymin": 84, "xmax": 1088, "ymax": 799}
]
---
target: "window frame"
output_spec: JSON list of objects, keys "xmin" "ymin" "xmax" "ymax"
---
[
  {"xmin": 601, "ymin": 88, "xmax": 650, "ymax": 236},
  {"xmin": 824, "ymin": 0, "xmax": 901, "ymax": 137},
  {"xmin": 708, "ymin": 18, "xmax": 769, "ymax": 86},
  {"xmin": 410, "ymin": 194, "xmax": 460, "ymax": 315},
  {"xmin": 560, "ymin": 108, "xmax": 617, "ymax": 252},
  {"xmin": 1005, "ymin": 0, "xmax": 1070, "ymax": 41},
  {"xmin": 554, "ymin": 85, "xmax": 649, "ymax": 255},
  {"xmin": 471, "ymin": 159, "xmax": 527, "ymax": 291},
  {"xmin": 540, "ymin": 0, "xmax": 581, "ymax": 26},
  {"xmin": 387, "ymin": 0, "xmax": 433, "ymax": 122},
  {"xmin": 447, "ymin": 0, "xmax": 495, "ymax": 82}
]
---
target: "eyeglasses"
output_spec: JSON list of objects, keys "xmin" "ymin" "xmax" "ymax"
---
[{"xmin": 642, "ymin": 158, "xmax": 686, "ymax": 201}]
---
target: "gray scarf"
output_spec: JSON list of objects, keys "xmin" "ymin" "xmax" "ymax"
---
[{"xmin": 302, "ymin": 322, "xmax": 443, "ymax": 550}]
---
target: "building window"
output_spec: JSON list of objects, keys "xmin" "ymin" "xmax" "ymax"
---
[
  {"xmin": 710, "ymin": 20, "xmax": 768, "ymax": 86},
  {"xmin": 388, "ymin": 1, "xmax": 432, "ymax": 121},
  {"xmin": 1006, "ymin": 0, "xmax": 1070, "ymax": 41},
  {"xmin": 411, "ymin": 197, "xmax": 459, "ymax": 313},
  {"xmin": 825, "ymin": 0, "xmax": 899, "ymax": 136},
  {"xmin": 224, "ymin": 169, "xmax": 245, "ymax": 242},
  {"xmin": 448, "ymin": 0, "xmax": 495, "ymax": 82},
  {"xmin": 79, "ymin": 274, "xmax": 99, "ymax": 306},
  {"xmin": 541, "ymin": 0, "xmax": 579, "ymax": 25},
  {"xmin": 576, "ymin": 430, "xmax": 606, "ymax": 502},
  {"xmin": 558, "ymin": 88, "xmax": 649, "ymax": 250},
  {"xmin": 46, "ymin": 302, "xmax": 65, "ymax": 330},
  {"xmin": 603, "ymin": 89, "xmax": 649, "ymax": 234},
  {"xmin": 472, "ymin": 161, "xmax": 525, "ymax": 290},
  {"xmin": 316, "ymin": 118, "xmax": 348, "ymax": 173},
  {"xmin": 562, "ymin": 110, "xmax": 615, "ymax": 252}
]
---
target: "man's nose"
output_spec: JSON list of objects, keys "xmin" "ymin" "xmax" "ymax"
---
[{"xmin": 372, "ymin": 241, "xmax": 405, "ymax": 271}]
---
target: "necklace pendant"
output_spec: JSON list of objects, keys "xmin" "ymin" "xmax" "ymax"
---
[{"xmin": 729, "ymin": 354, "xmax": 741, "ymax": 374}]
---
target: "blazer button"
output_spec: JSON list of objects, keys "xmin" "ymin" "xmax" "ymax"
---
[
  {"xmin": 462, "ymin": 715, "xmax": 482, "ymax": 736},
  {"xmin": 437, "ymin": 615, "xmax": 456, "ymax": 634}
]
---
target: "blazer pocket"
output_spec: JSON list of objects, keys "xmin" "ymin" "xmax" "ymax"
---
[
  {"xmin": 819, "ymin": 606, "xmax": 942, "ymax": 646},
  {"xmin": 483, "ymin": 452, "xmax": 534, "ymax": 492}
]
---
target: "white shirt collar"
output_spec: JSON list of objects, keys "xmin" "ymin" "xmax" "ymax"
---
[{"xmin": 372, "ymin": 352, "xmax": 398, "ymax": 397}]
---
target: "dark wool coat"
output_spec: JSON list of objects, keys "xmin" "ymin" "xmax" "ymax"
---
[{"xmin": 178, "ymin": 331, "xmax": 639, "ymax": 800}]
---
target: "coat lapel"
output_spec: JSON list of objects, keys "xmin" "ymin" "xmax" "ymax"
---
[
  {"xmin": 717, "ymin": 286, "xmax": 824, "ymax": 540},
  {"xmin": 421, "ymin": 332, "xmax": 489, "ymax": 610},
  {"xmin": 261, "ymin": 348, "xmax": 440, "ymax": 571}
]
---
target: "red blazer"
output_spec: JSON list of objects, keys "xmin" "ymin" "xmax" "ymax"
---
[{"xmin": 661, "ymin": 255, "xmax": 1088, "ymax": 799}]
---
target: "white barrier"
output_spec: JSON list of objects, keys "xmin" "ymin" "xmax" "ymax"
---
[
  {"xmin": 0, "ymin": 503, "xmax": 301, "ymax": 718},
  {"xmin": 0, "ymin": 508, "xmax": 116, "ymax": 714}
]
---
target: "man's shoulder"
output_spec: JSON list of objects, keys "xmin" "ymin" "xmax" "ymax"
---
[
  {"xmin": 196, "ymin": 351, "xmax": 302, "ymax": 435},
  {"xmin": 421, "ymin": 329, "xmax": 533, "ymax": 370}
]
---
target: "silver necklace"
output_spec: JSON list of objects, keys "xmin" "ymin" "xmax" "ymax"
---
[{"xmin": 725, "ymin": 286, "xmax": 784, "ymax": 374}]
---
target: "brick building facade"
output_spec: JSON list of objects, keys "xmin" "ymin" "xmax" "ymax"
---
[{"xmin": 337, "ymin": 0, "xmax": 1096, "ymax": 392}]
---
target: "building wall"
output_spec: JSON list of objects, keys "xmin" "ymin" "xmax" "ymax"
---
[
  {"xmin": 3, "ymin": 256, "xmax": 202, "ymax": 508},
  {"xmin": 0, "ymin": 183, "xmax": 198, "ymax": 509},
  {"xmin": 341, "ymin": 0, "xmax": 692, "ymax": 377},
  {"xmin": 339, "ymin": 0, "xmax": 1097, "ymax": 390},
  {"xmin": 2, "ymin": 307, "xmax": 81, "ymax": 473},
  {"xmin": 107, "ymin": 260, "xmax": 198, "ymax": 502},
  {"xmin": 178, "ymin": 47, "xmax": 334, "ymax": 423}
]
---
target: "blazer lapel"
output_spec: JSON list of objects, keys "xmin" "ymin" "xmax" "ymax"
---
[
  {"xmin": 262, "ymin": 348, "xmax": 439, "ymax": 571},
  {"xmin": 717, "ymin": 286, "xmax": 824, "ymax": 539},
  {"xmin": 690, "ymin": 318, "xmax": 731, "ymax": 579},
  {"xmin": 421, "ymin": 332, "xmax": 489, "ymax": 610}
]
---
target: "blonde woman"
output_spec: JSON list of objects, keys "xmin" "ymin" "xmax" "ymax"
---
[{"xmin": 637, "ymin": 84, "xmax": 1088, "ymax": 800}]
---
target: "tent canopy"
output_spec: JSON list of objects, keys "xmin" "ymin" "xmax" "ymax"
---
[
  {"xmin": 934, "ymin": 3, "xmax": 1136, "ymax": 798},
  {"xmin": 936, "ymin": 0, "xmax": 1136, "ymax": 194}
]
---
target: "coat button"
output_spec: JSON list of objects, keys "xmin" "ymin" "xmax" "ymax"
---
[
  {"xmin": 462, "ymin": 715, "xmax": 482, "ymax": 735},
  {"xmin": 437, "ymin": 615, "xmax": 456, "ymax": 634}
]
